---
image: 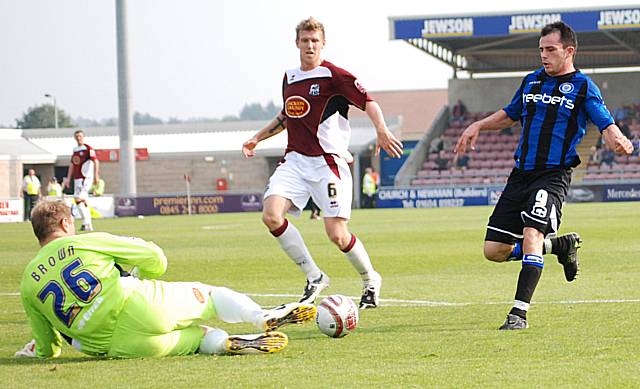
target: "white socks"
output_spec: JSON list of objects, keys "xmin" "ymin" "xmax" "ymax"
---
[
  {"xmin": 77, "ymin": 201, "xmax": 91, "ymax": 227},
  {"xmin": 271, "ymin": 219, "xmax": 322, "ymax": 281},
  {"xmin": 514, "ymin": 300, "xmax": 530, "ymax": 311},
  {"xmin": 342, "ymin": 234, "xmax": 377, "ymax": 282},
  {"xmin": 543, "ymin": 238, "xmax": 553, "ymax": 254},
  {"xmin": 199, "ymin": 327, "xmax": 229, "ymax": 355},
  {"xmin": 208, "ymin": 287, "xmax": 263, "ymax": 328}
]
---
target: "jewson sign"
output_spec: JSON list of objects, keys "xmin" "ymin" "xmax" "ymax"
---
[{"xmin": 391, "ymin": 7, "xmax": 640, "ymax": 39}]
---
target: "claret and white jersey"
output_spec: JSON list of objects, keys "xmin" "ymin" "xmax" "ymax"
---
[
  {"xmin": 281, "ymin": 60, "xmax": 372, "ymax": 163},
  {"xmin": 266, "ymin": 60, "xmax": 373, "ymax": 219},
  {"xmin": 71, "ymin": 144, "xmax": 97, "ymax": 181},
  {"xmin": 71, "ymin": 144, "xmax": 97, "ymax": 200}
]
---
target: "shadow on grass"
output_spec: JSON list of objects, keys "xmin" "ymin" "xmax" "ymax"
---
[{"xmin": 0, "ymin": 356, "xmax": 116, "ymax": 366}]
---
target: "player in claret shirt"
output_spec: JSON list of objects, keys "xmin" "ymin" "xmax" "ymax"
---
[
  {"xmin": 454, "ymin": 21, "xmax": 633, "ymax": 330},
  {"xmin": 242, "ymin": 17, "xmax": 403, "ymax": 309},
  {"xmin": 64, "ymin": 129, "xmax": 99, "ymax": 232},
  {"xmin": 15, "ymin": 200, "xmax": 316, "ymax": 358}
]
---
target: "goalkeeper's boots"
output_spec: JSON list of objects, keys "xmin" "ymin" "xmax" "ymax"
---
[
  {"xmin": 498, "ymin": 314, "xmax": 529, "ymax": 330},
  {"xmin": 555, "ymin": 232, "xmax": 582, "ymax": 282},
  {"xmin": 225, "ymin": 332, "xmax": 288, "ymax": 355},
  {"xmin": 260, "ymin": 303, "xmax": 317, "ymax": 332},
  {"xmin": 359, "ymin": 272, "xmax": 382, "ymax": 309},
  {"xmin": 299, "ymin": 273, "xmax": 330, "ymax": 304}
]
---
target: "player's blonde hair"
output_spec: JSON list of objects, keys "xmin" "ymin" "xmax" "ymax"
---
[
  {"xmin": 31, "ymin": 200, "xmax": 72, "ymax": 242},
  {"xmin": 296, "ymin": 17, "xmax": 325, "ymax": 40}
]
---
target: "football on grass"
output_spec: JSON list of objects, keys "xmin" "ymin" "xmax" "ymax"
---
[{"xmin": 316, "ymin": 294, "xmax": 359, "ymax": 338}]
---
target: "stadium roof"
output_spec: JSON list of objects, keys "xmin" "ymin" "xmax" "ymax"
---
[
  {"xmin": 389, "ymin": 5, "xmax": 640, "ymax": 74},
  {"xmin": 0, "ymin": 129, "xmax": 56, "ymax": 163},
  {"xmin": 17, "ymin": 117, "xmax": 401, "ymax": 160}
]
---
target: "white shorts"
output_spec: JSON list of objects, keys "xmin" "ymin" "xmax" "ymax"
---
[
  {"xmin": 74, "ymin": 178, "xmax": 92, "ymax": 201},
  {"xmin": 264, "ymin": 152, "xmax": 353, "ymax": 219}
]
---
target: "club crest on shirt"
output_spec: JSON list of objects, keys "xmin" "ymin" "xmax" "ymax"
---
[
  {"xmin": 309, "ymin": 83, "xmax": 320, "ymax": 96},
  {"xmin": 285, "ymin": 96, "xmax": 311, "ymax": 118},
  {"xmin": 72, "ymin": 155, "xmax": 81, "ymax": 165},
  {"xmin": 559, "ymin": 82, "xmax": 574, "ymax": 94},
  {"xmin": 354, "ymin": 79, "xmax": 367, "ymax": 94},
  {"xmin": 192, "ymin": 288, "xmax": 205, "ymax": 304}
]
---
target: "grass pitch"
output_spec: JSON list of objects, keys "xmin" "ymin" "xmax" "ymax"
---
[{"xmin": 1, "ymin": 202, "xmax": 639, "ymax": 388}]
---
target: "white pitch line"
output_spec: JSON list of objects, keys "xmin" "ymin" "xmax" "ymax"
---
[
  {"xmin": 2, "ymin": 291, "xmax": 639, "ymax": 307},
  {"xmin": 242, "ymin": 293, "xmax": 640, "ymax": 307}
]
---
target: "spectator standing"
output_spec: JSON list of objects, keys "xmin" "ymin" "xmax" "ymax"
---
[
  {"xmin": 588, "ymin": 146, "xmax": 602, "ymax": 164},
  {"xmin": 91, "ymin": 178, "xmax": 106, "ymax": 197},
  {"xmin": 631, "ymin": 134, "xmax": 640, "ymax": 156},
  {"xmin": 452, "ymin": 152, "xmax": 471, "ymax": 171},
  {"xmin": 435, "ymin": 150, "xmax": 450, "ymax": 171},
  {"xmin": 307, "ymin": 198, "xmax": 321, "ymax": 220},
  {"xmin": 451, "ymin": 99, "xmax": 467, "ymax": 122},
  {"xmin": 617, "ymin": 119, "xmax": 631, "ymax": 139},
  {"xmin": 362, "ymin": 167, "xmax": 377, "ymax": 209},
  {"xmin": 601, "ymin": 149, "xmax": 616, "ymax": 166},
  {"xmin": 429, "ymin": 135, "xmax": 444, "ymax": 154},
  {"xmin": 22, "ymin": 169, "xmax": 41, "ymax": 221},
  {"xmin": 46, "ymin": 178, "xmax": 63, "ymax": 198},
  {"xmin": 370, "ymin": 168, "xmax": 380, "ymax": 189}
]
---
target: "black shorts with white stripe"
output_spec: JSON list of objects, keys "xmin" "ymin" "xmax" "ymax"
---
[{"xmin": 485, "ymin": 167, "xmax": 572, "ymax": 245}]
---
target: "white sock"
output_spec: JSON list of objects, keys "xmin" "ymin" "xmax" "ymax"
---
[
  {"xmin": 514, "ymin": 300, "xmax": 530, "ymax": 311},
  {"xmin": 543, "ymin": 238, "xmax": 553, "ymax": 254},
  {"xmin": 199, "ymin": 327, "xmax": 229, "ymax": 355},
  {"xmin": 342, "ymin": 234, "xmax": 377, "ymax": 282},
  {"xmin": 208, "ymin": 287, "xmax": 263, "ymax": 327},
  {"xmin": 272, "ymin": 219, "xmax": 322, "ymax": 281},
  {"xmin": 78, "ymin": 202, "xmax": 91, "ymax": 226}
]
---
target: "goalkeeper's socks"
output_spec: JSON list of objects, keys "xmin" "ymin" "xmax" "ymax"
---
[
  {"xmin": 507, "ymin": 241, "xmax": 523, "ymax": 261},
  {"xmin": 210, "ymin": 287, "xmax": 263, "ymax": 326},
  {"xmin": 342, "ymin": 234, "xmax": 376, "ymax": 282},
  {"xmin": 271, "ymin": 219, "xmax": 322, "ymax": 280},
  {"xmin": 199, "ymin": 327, "xmax": 229, "ymax": 355},
  {"xmin": 512, "ymin": 254, "xmax": 544, "ymax": 313}
]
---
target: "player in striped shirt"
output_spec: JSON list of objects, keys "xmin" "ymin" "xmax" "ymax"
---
[{"xmin": 454, "ymin": 21, "xmax": 633, "ymax": 330}]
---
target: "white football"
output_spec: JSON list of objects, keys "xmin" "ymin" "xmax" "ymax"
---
[{"xmin": 316, "ymin": 294, "xmax": 359, "ymax": 338}]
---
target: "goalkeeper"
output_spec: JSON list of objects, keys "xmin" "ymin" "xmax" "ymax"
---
[{"xmin": 15, "ymin": 200, "xmax": 316, "ymax": 358}]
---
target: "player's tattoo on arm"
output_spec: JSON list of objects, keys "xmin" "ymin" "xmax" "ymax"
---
[{"xmin": 268, "ymin": 116, "xmax": 285, "ymax": 134}]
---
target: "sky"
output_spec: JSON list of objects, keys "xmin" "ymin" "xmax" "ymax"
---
[{"xmin": 2, "ymin": 0, "xmax": 639, "ymax": 127}]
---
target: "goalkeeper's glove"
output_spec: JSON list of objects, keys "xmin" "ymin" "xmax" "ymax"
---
[{"xmin": 14, "ymin": 339, "xmax": 36, "ymax": 358}]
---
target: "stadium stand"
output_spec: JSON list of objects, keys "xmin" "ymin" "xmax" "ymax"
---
[
  {"xmin": 582, "ymin": 103, "xmax": 640, "ymax": 183},
  {"xmin": 410, "ymin": 111, "xmax": 521, "ymax": 187},
  {"xmin": 408, "ymin": 102, "xmax": 640, "ymax": 187}
]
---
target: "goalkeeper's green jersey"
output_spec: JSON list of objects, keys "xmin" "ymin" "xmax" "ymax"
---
[{"xmin": 20, "ymin": 232, "xmax": 167, "ymax": 358}]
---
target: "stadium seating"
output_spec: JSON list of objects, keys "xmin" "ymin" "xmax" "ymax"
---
[
  {"xmin": 582, "ymin": 102, "xmax": 640, "ymax": 183},
  {"xmin": 583, "ymin": 153, "xmax": 640, "ymax": 182},
  {"xmin": 411, "ymin": 112, "xmax": 519, "ymax": 186},
  {"xmin": 411, "ymin": 105, "xmax": 640, "ymax": 187}
]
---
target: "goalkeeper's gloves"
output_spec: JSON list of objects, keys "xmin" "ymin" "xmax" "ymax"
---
[{"xmin": 14, "ymin": 339, "xmax": 36, "ymax": 358}]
